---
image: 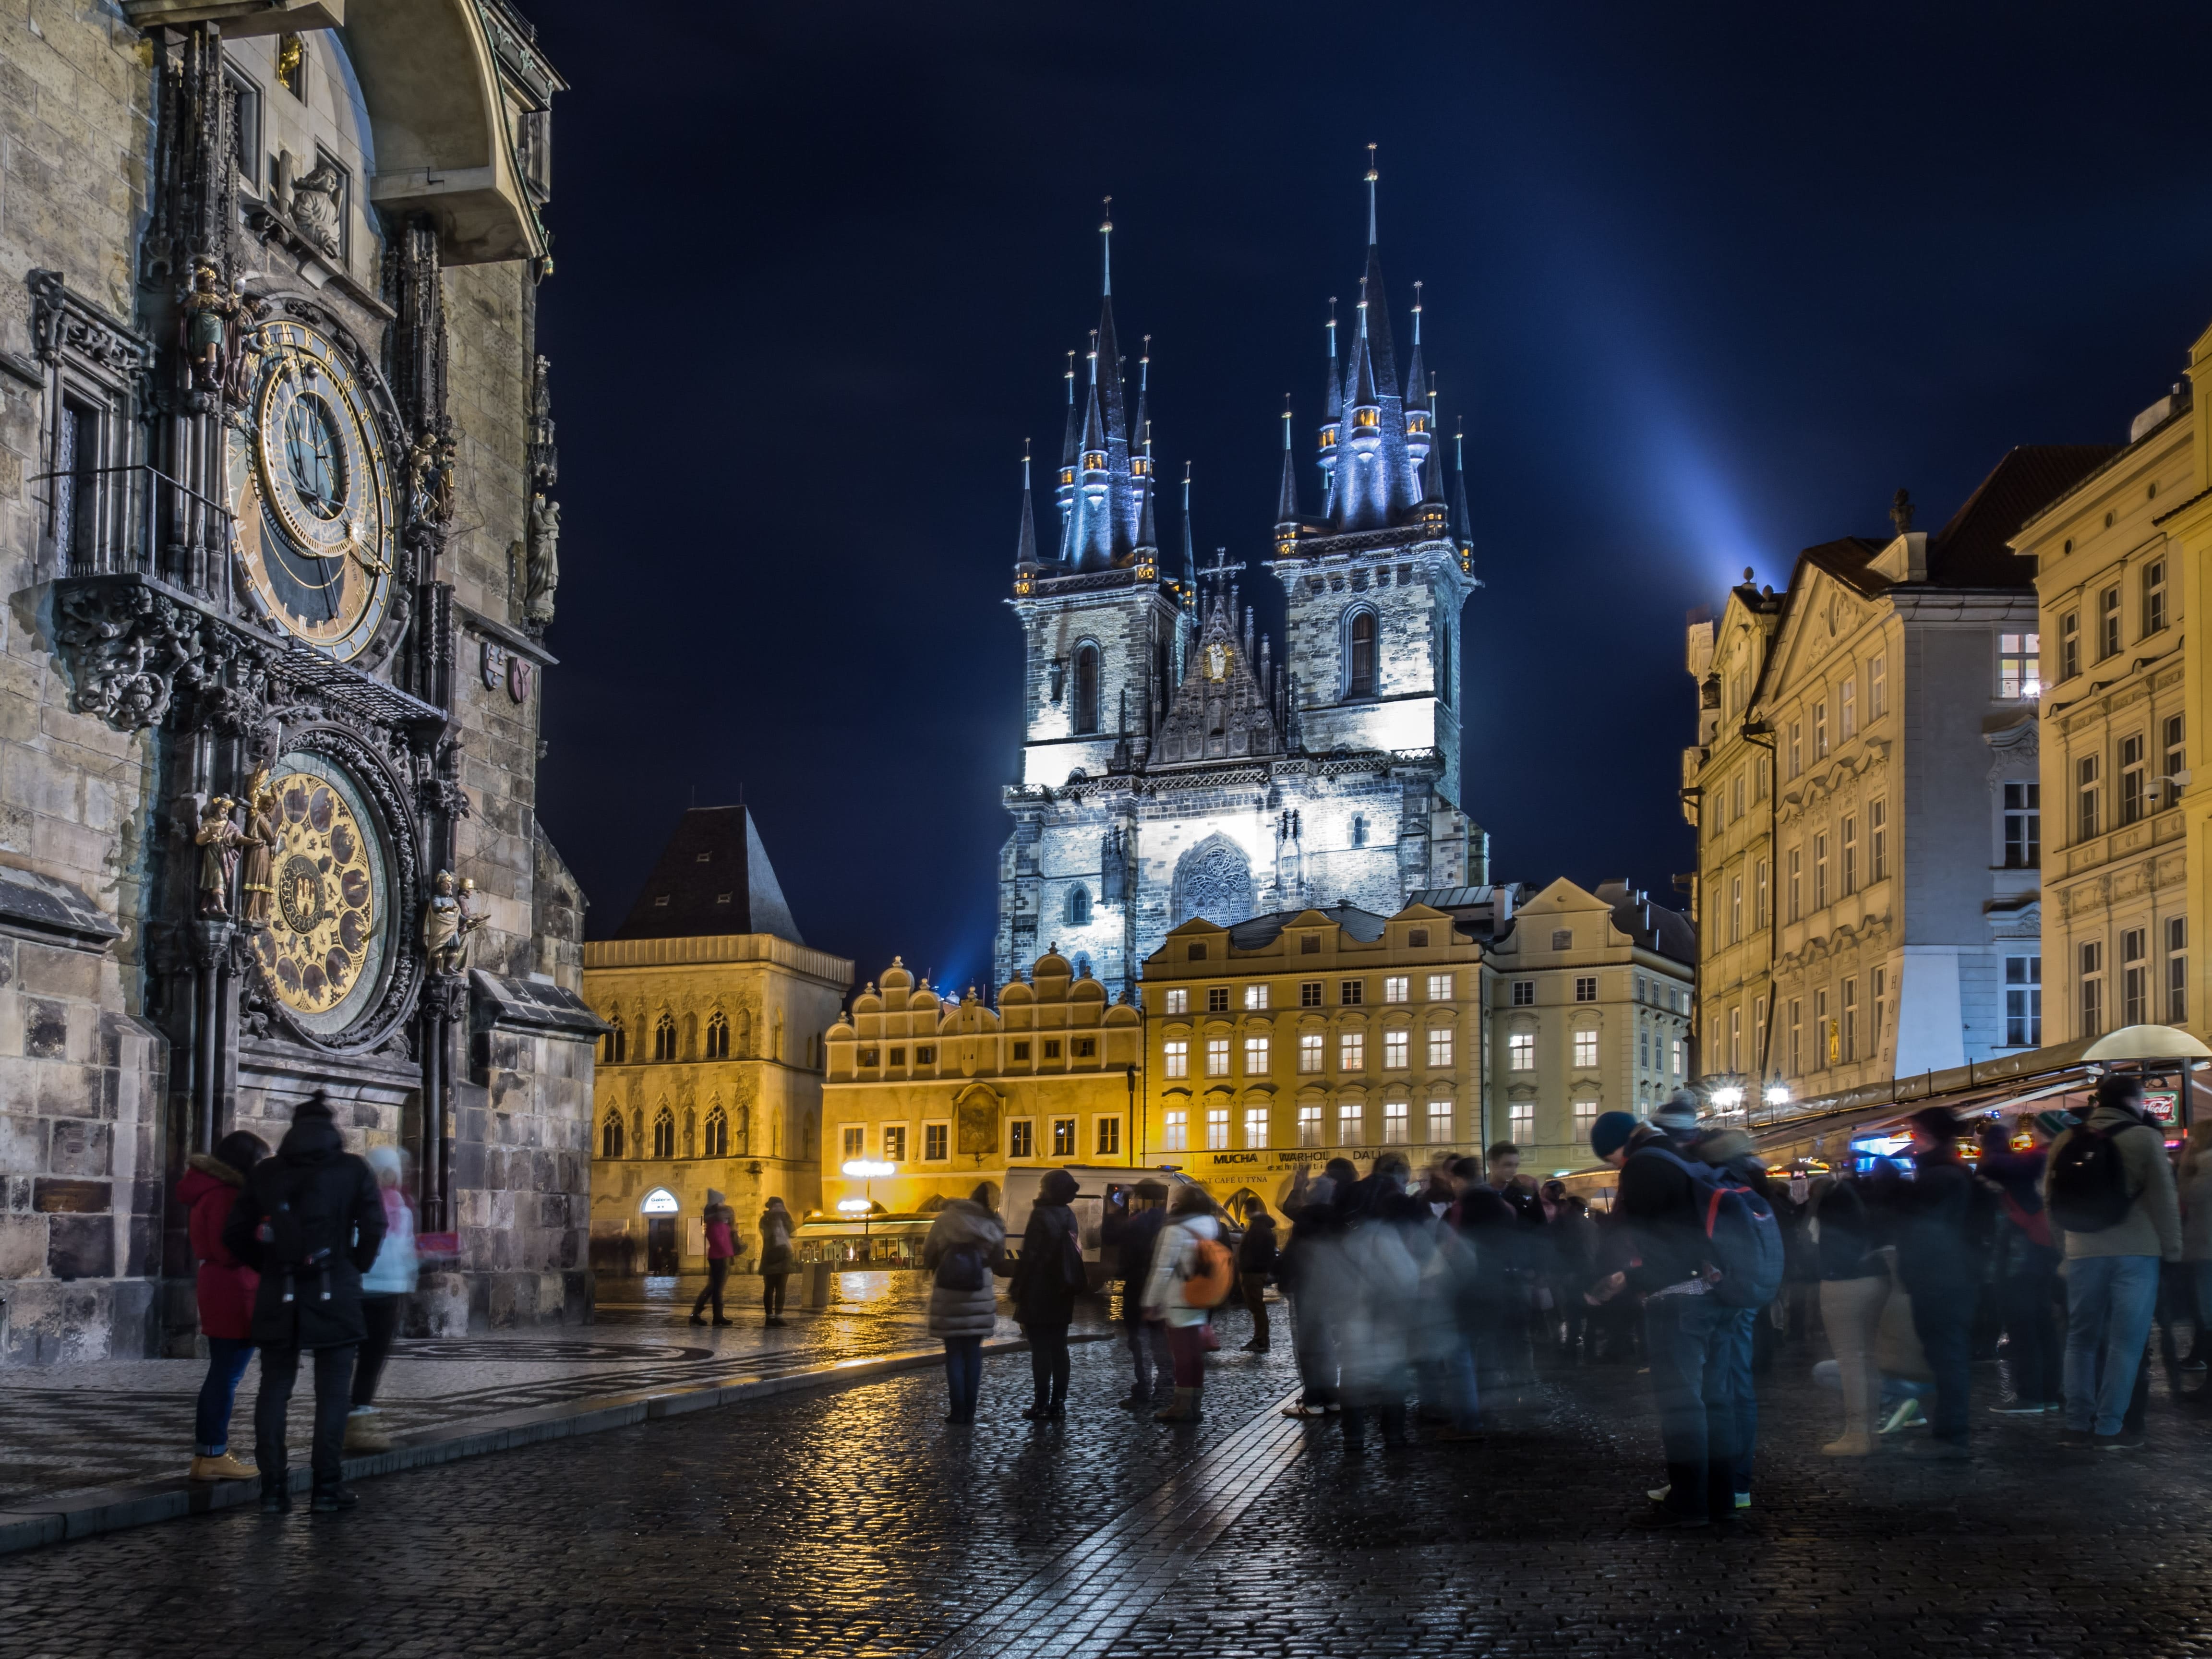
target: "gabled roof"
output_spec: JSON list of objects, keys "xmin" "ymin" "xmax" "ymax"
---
[
  {"xmin": 608, "ymin": 805, "xmax": 804, "ymax": 944},
  {"xmin": 1926, "ymin": 445, "xmax": 2119, "ymax": 586},
  {"xmin": 1227, "ymin": 903, "xmax": 1388, "ymax": 948}
]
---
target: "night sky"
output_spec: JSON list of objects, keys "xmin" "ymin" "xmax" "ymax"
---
[{"xmin": 522, "ymin": 0, "xmax": 2212, "ymax": 996}]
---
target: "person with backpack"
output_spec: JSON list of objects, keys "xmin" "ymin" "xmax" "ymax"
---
[
  {"xmin": 922, "ymin": 1183, "xmax": 1007, "ymax": 1426},
  {"xmin": 222, "ymin": 1094, "xmax": 386, "ymax": 1514},
  {"xmin": 176, "ymin": 1129, "xmax": 269, "ymax": 1482},
  {"xmin": 1142, "ymin": 1184, "xmax": 1230, "ymax": 1422},
  {"xmin": 2044, "ymin": 1072, "xmax": 2182, "ymax": 1449},
  {"xmin": 1009, "ymin": 1168, "xmax": 1083, "ymax": 1420},
  {"xmin": 1887, "ymin": 1108, "xmax": 1985, "ymax": 1457},
  {"xmin": 1694, "ymin": 1127, "xmax": 1777, "ymax": 1509},
  {"xmin": 1978, "ymin": 1116, "xmax": 2063, "ymax": 1415},
  {"xmin": 690, "ymin": 1189, "xmax": 738, "ymax": 1327},
  {"xmin": 1102, "ymin": 1179, "xmax": 1173, "ymax": 1408}
]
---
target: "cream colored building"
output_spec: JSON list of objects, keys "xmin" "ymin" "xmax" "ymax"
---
[
  {"xmin": 582, "ymin": 808, "xmax": 852, "ymax": 1274},
  {"xmin": 1688, "ymin": 450, "xmax": 2112, "ymax": 1115},
  {"xmin": 2020, "ymin": 371, "xmax": 2197, "ymax": 1045},
  {"xmin": 1482, "ymin": 879, "xmax": 1695, "ymax": 1171},
  {"xmin": 820, "ymin": 949, "xmax": 1144, "ymax": 1216}
]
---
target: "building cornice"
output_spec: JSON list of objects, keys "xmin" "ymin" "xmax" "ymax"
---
[{"xmin": 583, "ymin": 932, "xmax": 854, "ymax": 990}]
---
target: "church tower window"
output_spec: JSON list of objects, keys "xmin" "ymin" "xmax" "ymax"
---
[
  {"xmin": 704, "ymin": 1104, "xmax": 729, "ymax": 1158},
  {"xmin": 1066, "ymin": 887, "xmax": 1092, "ymax": 926},
  {"xmin": 1346, "ymin": 609, "xmax": 1377, "ymax": 698},
  {"xmin": 705, "ymin": 1011, "xmax": 730, "ymax": 1059},
  {"xmin": 603, "ymin": 1017, "xmax": 626, "ymax": 1065},
  {"xmin": 601, "ymin": 1112, "xmax": 625, "ymax": 1159},
  {"xmin": 1074, "ymin": 642, "xmax": 1102, "ymax": 734},
  {"xmin": 653, "ymin": 1013, "xmax": 677, "ymax": 1062},
  {"xmin": 652, "ymin": 1107, "xmax": 675, "ymax": 1159}
]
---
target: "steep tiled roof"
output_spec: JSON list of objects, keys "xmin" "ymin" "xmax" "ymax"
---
[
  {"xmin": 608, "ymin": 805, "xmax": 804, "ymax": 944},
  {"xmin": 1927, "ymin": 445, "xmax": 2121, "ymax": 586}
]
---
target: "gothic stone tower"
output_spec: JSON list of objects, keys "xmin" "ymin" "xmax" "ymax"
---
[{"xmin": 997, "ymin": 171, "xmax": 1482, "ymax": 995}]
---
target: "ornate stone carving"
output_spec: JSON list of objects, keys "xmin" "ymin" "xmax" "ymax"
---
[
  {"xmin": 422, "ymin": 869, "xmax": 483, "ymax": 974},
  {"xmin": 1172, "ymin": 832, "xmax": 1255, "ymax": 928},
  {"xmin": 286, "ymin": 153, "xmax": 345, "ymax": 258},
  {"xmin": 53, "ymin": 582, "xmax": 197, "ymax": 730},
  {"xmin": 29, "ymin": 270, "xmax": 155, "ymax": 381},
  {"xmin": 525, "ymin": 493, "xmax": 559, "ymax": 628}
]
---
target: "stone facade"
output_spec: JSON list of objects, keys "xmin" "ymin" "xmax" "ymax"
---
[
  {"xmin": 821, "ymin": 950, "xmax": 1143, "ymax": 1216},
  {"xmin": 0, "ymin": 2, "xmax": 599, "ymax": 1362},
  {"xmin": 997, "ymin": 196, "xmax": 1481, "ymax": 995}
]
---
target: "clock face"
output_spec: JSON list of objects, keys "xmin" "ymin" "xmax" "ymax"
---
[
  {"xmin": 248, "ymin": 757, "xmax": 391, "ymax": 1034},
  {"xmin": 227, "ymin": 321, "xmax": 396, "ymax": 660}
]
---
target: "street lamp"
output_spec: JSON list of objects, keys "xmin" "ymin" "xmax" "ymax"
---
[
  {"xmin": 1764, "ymin": 1083, "xmax": 1791, "ymax": 1107},
  {"xmin": 841, "ymin": 1159, "xmax": 895, "ymax": 1262},
  {"xmin": 1709, "ymin": 1084, "xmax": 1744, "ymax": 1113}
]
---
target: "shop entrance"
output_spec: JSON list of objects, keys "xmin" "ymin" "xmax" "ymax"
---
[{"xmin": 646, "ymin": 1217, "xmax": 678, "ymax": 1274}]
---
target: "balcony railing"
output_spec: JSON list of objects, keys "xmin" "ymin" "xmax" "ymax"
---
[{"xmin": 34, "ymin": 461, "xmax": 240, "ymax": 614}]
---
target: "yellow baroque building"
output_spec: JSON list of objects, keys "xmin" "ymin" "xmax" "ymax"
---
[
  {"xmin": 820, "ymin": 950, "xmax": 1144, "ymax": 1214},
  {"xmin": 582, "ymin": 807, "xmax": 853, "ymax": 1274}
]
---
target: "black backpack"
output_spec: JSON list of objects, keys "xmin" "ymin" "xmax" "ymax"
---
[
  {"xmin": 2046, "ymin": 1124, "xmax": 2134, "ymax": 1234},
  {"xmin": 265, "ymin": 1163, "xmax": 343, "ymax": 1303},
  {"xmin": 936, "ymin": 1243, "xmax": 988, "ymax": 1292}
]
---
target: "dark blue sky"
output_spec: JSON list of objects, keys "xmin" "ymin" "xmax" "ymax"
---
[{"xmin": 524, "ymin": 0, "xmax": 2212, "ymax": 994}]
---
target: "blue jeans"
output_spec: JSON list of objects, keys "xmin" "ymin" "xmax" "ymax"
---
[
  {"xmin": 943, "ymin": 1336, "xmax": 983, "ymax": 1421},
  {"xmin": 1642, "ymin": 1292, "xmax": 1734, "ymax": 1520},
  {"xmin": 1908, "ymin": 1286, "xmax": 1976, "ymax": 1445},
  {"xmin": 194, "ymin": 1337, "xmax": 256, "ymax": 1457},
  {"xmin": 1416, "ymin": 1345, "xmax": 1481, "ymax": 1432},
  {"xmin": 2064, "ymin": 1254, "xmax": 2162, "ymax": 1435},
  {"xmin": 1717, "ymin": 1306, "xmax": 1757, "ymax": 1495}
]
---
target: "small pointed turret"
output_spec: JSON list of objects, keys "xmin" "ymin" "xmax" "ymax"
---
[
  {"xmin": 1136, "ymin": 418, "xmax": 1160, "ymax": 561},
  {"xmin": 1130, "ymin": 335, "xmax": 1154, "ymax": 547},
  {"xmin": 1054, "ymin": 349, "xmax": 1078, "ymax": 562},
  {"xmin": 1275, "ymin": 394, "xmax": 1300, "ymax": 531},
  {"xmin": 1093, "ymin": 201, "xmax": 1136, "ymax": 555},
  {"xmin": 1403, "ymin": 279, "xmax": 1432, "ymax": 476},
  {"xmin": 1070, "ymin": 329, "xmax": 1116, "ymax": 569},
  {"xmin": 1014, "ymin": 439, "xmax": 1038, "ymax": 571},
  {"xmin": 1179, "ymin": 461, "xmax": 1196, "ymax": 589},
  {"xmin": 1449, "ymin": 425, "xmax": 1474, "ymax": 560}
]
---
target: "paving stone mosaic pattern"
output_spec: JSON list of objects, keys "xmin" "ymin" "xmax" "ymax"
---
[{"xmin": 5, "ymin": 1314, "xmax": 2212, "ymax": 1659}]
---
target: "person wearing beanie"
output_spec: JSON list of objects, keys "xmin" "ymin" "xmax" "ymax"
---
[
  {"xmin": 2044, "ymin": 1070, "xmax": 2182, "ymax": 1448},
  {"xmin": 1651, "ymin": 1090, "xmax": 1703, "ymax": 1137},
  {"xmin": 1010, "ymin": 1168, "xmax": 1083, "ymax": 1419},
  {"xmin": 1889, "ymin": 1109, "xmax": 1979, "ymax": 1457},
  {"xmin": 1589, "ymin": 1111, "xmax": 1638, "ymax": 1162},
  {"xmin": 758, "ymin": 1196, "xmax": 796, "ymax": 1327},
  {"xmin": 223, "ymin": 1092, "xmax": 385, "ymax": 1514},
  {"xmin": 691, "ymin": 1188, "xmax": 739, "ymax": 1327}
]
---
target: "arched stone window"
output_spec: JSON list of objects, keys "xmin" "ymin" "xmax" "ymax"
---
[
  {"xmin": 603, "ymin": 1016, "xmax": 626, "ymax": 1066},
  {"xmin": 704, "ymin": 1103, "xmax": 729, "ymax": 1157},
  {"xmin": 1065, "ymin": 886, "xmax": 1092, "ymax": 926},
  {"xmin": 1172, "ymin": 832, "xmax": 1255, "ymax": 927},
  {"xmin": 705, "ymin": 1011, "xmax": 730, "ymax": 1059},
  {"xmin": 600, "ymin": 1112, "xmax": 625, "ymax": 1158},
  {"xmin": 652, "ymin": 1106, "xmax": 675, "ymax": 1159},
  {"xmin": 1073, "ymin": 641, "xmax": 1102, "ymax": 734},
  {"xmin": 1345, "ymin": 608, "xmax": 1377, "ymax": 699},
  {"xmin": 1351, "ymin": 814, "xmax": 1369, "ymax": 849},
  {"xmin": 654, "ymin": 1013, "xmax": 677, "ymax": 1062}
]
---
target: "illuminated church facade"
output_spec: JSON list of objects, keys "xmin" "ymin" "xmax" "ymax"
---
[{"xmin": 997, "ymin": 172, "xmax": 1485, "ymax": 994}]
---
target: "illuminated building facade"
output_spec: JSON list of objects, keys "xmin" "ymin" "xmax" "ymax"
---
[
  {"xmin": 821, "ymin": 950, "xmax": 1142, "ymax": 1216},
  {"xmin": 583, "ymin": 807, "xmax": 851, "ymax": 1273},
  {"xmin": 998, "ymin": 171, "xmax": 1483, "ymax": 996}
]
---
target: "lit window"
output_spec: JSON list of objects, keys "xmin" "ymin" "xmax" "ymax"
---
[
  {"xmin": 1245, "ymin": 1035, "xmax": 1271, "ymax": 1073},
  {"xmin": 1508, "ymin": 1101, "xmax": 1534, "ymax": 1142},
  {"xmin": 1298, "ymin": 1104, "xmax": 1323, "ymax": 1147},
  {"xmin": 1511, "ymin": 981, "xmax": 1534, "ymax": 1007},
  {"xmin": 1427, "ymin": 973, "xmax": 1453, "ymax": 1000},
  {"xmin": 1382, "ymin": 1099, "xmax": 1408, "ymax": 1144},
  {"xmin": 883, "ymin": 1125, "xmax": 906, "ymax": 1161},
  {"xmin": 1573, "ymin": 1028, "xmax": 1599, "ymax": 1069},
  {"xmin": 1163, "ymin": 1040, "xmax": 1188, "ymax": 1079},
  {"xmin": 924, "ymin": 1123, "xmax": 948, "ymax": 1160},
  {"xmin": 2004, "ymin": 955, "xmax": 2041, "ymax": 1047},
  {"xmin": 1574, "ymin": 1097, "xmax": 1598, "ymax": 1141},
  {"xmin": 1096, "ymin": 1117, "xmax": 1120, "ymax": 1156},
  {"xmin": 1052, "ymin": 1118, "xmax": 1076, "ymax": 1157},
  {"xmin": 1162, "ymin": 1110, "xmax": 1187, "ymax": 1152},
  {"xmin": 1339, "ymin": 1031, "xmax": 1365, "ymax": 1070},
  {"xmin": 1671, "ymin": 1038, "xmax": 1684, "ymax": 1076},
  {"xmin": 1998, "ymin": 633, "xmax": 2041, "ymax": 698},
  {"xmin": 1244, "ymin": 983, "xmax": 1271, "ymax": 1010},
  {"xmin": 1244, "ymin": 1106, "xmax": 1269, "ymax": 1148},
  {"xmin": 1205, "ymin": 1038, "xmax": 1230, "ymax": 1077},
  {"xmin": 1338, "ymin": 1102, "xmax": 1363, "ymax": 1145},
  {"xmin": 1384, "ymin": 976, "xmax": 1409, "ymax": 1004},
  {"xmin": 1383, "ymin": 1028, "xmax": 1408, "ymax": 1069},
  {"xmin": 1298, "ymin": 1032, "xmax": 1323, "ymax": 1072},
  {"xmin": 1426, "ymin": 1098, "xmax": 1454, "ymax": 1144},
  {"xmin": 1428, "ymin": 1027, "xmax": 1454, "ymax": 1068},
  {"xmin": 1206, "ymin": 1107, "xmax": 1230, "ymax": 1150},
  {"xmin": 1164, "ymin": 988, "xmax": 1188, "ymax": 1015},
  {"xmin": 1508, "ymin": 1032, "xmax": 1535, "ymax": 1071},
  {"xmin": 1010, "ymin": 1120, "xmax": 1034, "ymax": 1158}
]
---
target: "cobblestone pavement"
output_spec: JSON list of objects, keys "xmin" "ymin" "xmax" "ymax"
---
[
  {"xmin": 6, "ymin": 1309, "xmax": 2212, "ymax": 1659},
  {"xmin": 0, "ymin": 1273, "xmax": 1070, "ymax": 1507}
]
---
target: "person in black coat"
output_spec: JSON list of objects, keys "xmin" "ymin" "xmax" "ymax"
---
[
  {"xmin": 1237, "ymin": 1206, "xmax": 1279, "ymax": 1353},
  {"xmin": 1102, "ymin": 1178, "xmax": 1172, "ymax": 1407},
  {"xmin": 1890, "ymin": 1107, "xmax": 1983, "ymax": 1456},
  {"xmin": 1010, "ymin": 1168, "xmax": 1082, "ymax": 1420},
  {"xmin": 223, "ymin": 1093, "xmax": 385, "ymax": 1513}
]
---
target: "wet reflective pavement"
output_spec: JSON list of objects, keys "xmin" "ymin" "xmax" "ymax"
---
[{"xmin": 7, "ymin": 1321, "xmax": 2212, "ymax": 1658}]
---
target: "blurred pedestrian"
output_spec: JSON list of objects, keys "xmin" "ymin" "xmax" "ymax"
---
[
  {"xmin": 922, "ymin": 1183, "xmax": 1006, "ymax": 1426},
  {"xmin": 2046, "ymin": 1072, "xmax": 2182, "ymax": 1449},
  {"xmin": 1890, "ymin": 1108, "xmax": 1984, "ymax": 1458},
  {"xmin": 759, "ymin": 1196, "xmax": 796, "ymax": 1327},
  {"xmin": 1143, "ymin": 1184, "xmax": 1228, "ymax": 1422},
  {"xmin": 345, "ymin": 1144, "xmax": 417, "ymax": 1453},
  {"xmin": 223, "ymin": 1094, "xmax": 385, "ymax": 1514},
  {"xmin": 1237, "ymin": 1203, "xmax": 1278, "ymax": 1352},
  {"xmin": 1979, "ymin": 1117, "xmax": 2062, "ymax": 1414},
  {"xmin": 2181, "ymin": 1123, "xmax": 2212, "ymax": 1367},
  {"xmin": 690, "ymin": 1189, "xmax": 738, "ymax": 1326},
  {"xmin": 1808, "ymin": 1171, "xmax": 1887, "ymax": 1455},
  {"xmin": 177, "ymin": 1130, "xmax": 268, "ymax": 1481},
  {"xmin": 1326, "ymin": 1156, "xmax": 1423, "ymax": 1449},
  {"xmin": 1279, "ymin": 1160, "xmax": 1354, "ymax": 1417},
  {"xmin": 1103, "ymin": 1178, "xmax": 1173, "ymax": 1407},
  {"xmin": 1010, "ymin": 1168, "xmax": 1082, "ymax": 1419},
  {"xmin": 1693, "ymin": 1125, "xmax": 1773, "ymax": 1507}
]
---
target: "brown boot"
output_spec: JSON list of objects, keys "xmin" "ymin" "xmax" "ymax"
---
[
  {"xmin": 189, "ymin": 1452, "xmax": 257, "ymax": 1481},
  {"xmin": 1153, "ymin": 1387, "xmax": 1198, "ymax": 1422}
]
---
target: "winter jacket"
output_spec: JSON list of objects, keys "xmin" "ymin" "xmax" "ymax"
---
[
  {"xmin": 361, "ymin": 1186, "xmax": 419, "ymax": 1296},
  {"xmin": 703, "ymin": 1204, "xmax": 738, "ymax": 1262},
  {"xmin": 1009, "ymin": 1200, "xmax": 1080, "ymax": 1330},
  {"xmin": 177, "ymin": 1154, "xmax": 258, "ymax": 1340},
  {"xmin": 1615, "ymin": 1131, "xmax": 1714, "ymax": 1294},
  {"xmin": 757, "ymin": 1205, "xmax": 795, "ymax": 1273},
  {"xmin": 1891, "ymin": 1149, "xmax": 1982, "ymax": 1293},
  {"xmin": 1808, "ymin": 1178, "xmax": 1886, "ymax": 1282},
  {"xmin": 1141, "ymin": 1213, "xmax": 1221, "ymax": 1329},
  {"xmin": 1107, "ymin": 1204, "xmax": 1167, "ymax": 1312},
  {"xmin": 1237, "ymin": 1214, "xmax": 1279, "ymax": 1277},
  {"xmin": 2183, "ymin": 1162, "xmax": 2212, "ymax": 1262},
  {"xmin": 223, "ymin": 1112, "xmax": 385, "ymax": 1350},
  {"xmin": 2046, "ymin": 1105, "xmax": 2183, "ymax": 1262},
  {"xmin": 922, "ymin": 1200, "xmax": 1005, "ymax": 1338}
]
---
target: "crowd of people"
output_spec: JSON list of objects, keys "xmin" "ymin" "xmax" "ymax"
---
[{"xmin": 920, "ymin": 1070, "xmax": 2211, "ymax": 1534}]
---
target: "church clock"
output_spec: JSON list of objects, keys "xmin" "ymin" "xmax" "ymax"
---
[
  {"xmin": 247, "ymin": 756, "xmax": 395, "ymax": 1037},
  {"xmin": 227, "ymin": 320, "xmax": 397, "ymax": 661}
]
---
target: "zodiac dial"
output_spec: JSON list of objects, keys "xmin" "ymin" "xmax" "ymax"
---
[{"xmin": 248, "ymin": 761, "xmax": 390, "ymax": 1034}]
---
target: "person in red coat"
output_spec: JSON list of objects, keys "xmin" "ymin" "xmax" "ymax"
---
[{"xmin": 177, "ymin": 1130, "xmax": 268, "ymax": 1480}]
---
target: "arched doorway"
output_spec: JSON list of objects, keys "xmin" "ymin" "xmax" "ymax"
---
[{"xmin": 641, "ymin": 1186, "xmax": 680, "ymax": 1274}]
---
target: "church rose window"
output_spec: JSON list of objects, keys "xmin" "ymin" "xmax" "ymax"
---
[{"xmin": 1173, "ymin": 835, "xmax": 1254, "ymax": 927}]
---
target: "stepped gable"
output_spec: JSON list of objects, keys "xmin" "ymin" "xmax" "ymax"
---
[
  {"xmin": 1152, "ymin": 587, "xmax": 1283, "ymax": 765},
  {"xmin": 610, "ymin": 805, "xmax": 804, "ymax": 944}
]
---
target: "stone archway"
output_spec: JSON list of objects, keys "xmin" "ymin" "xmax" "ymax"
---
[{"xmin": 1172, "ymin": 833, "xmax": 1254, "ymax": 927}]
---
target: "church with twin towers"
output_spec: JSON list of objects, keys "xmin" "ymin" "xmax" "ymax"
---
[{"xmin": 997, "ymin": 157, "xmax": 1485, "ymax": 995}]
